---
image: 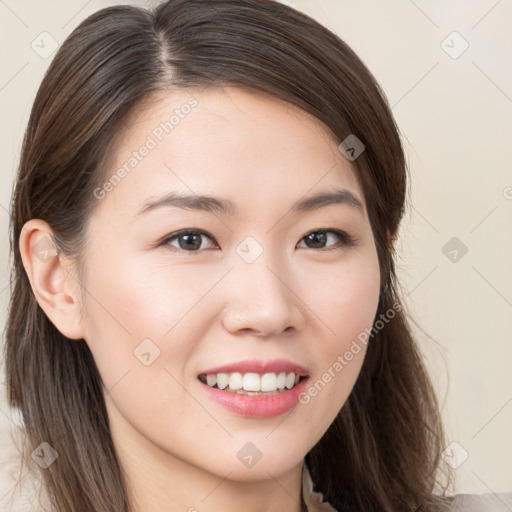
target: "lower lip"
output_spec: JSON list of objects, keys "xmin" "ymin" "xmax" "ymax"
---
[{"xmin": 198, "ymin": 377, "xmax": 309, "ymax": 418}]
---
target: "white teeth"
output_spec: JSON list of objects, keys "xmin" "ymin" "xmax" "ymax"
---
[
  {"xmin": 229, "ymin": 372, "xmax": 243, "ymax": 390},
  {"xmin": 261, "ymin": 373, "xmax": 277, "ymax": 392},
  {"xmin": 216, "ymin": 373, "xmax": 229, "ymax": 390},
  {"xmin": 243, "ymin": 373, "xmax": 261, "ymax": 392},
  {"xmin": 201, "ymin": 371, "xmax": 303, "ymax": 393}
]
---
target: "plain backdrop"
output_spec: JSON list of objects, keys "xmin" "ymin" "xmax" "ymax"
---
[{"xmin": 0, "ymin": 0, "xmax": 511, "ymax": 495}]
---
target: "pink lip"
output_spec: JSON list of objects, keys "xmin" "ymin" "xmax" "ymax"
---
[
  {"xmin": 199, "ymin": 358, "xmax": 309, "ymax": 377},
  {"xmin": 198, "ymin": 376, "xmax": 309, "ymax": 418}
]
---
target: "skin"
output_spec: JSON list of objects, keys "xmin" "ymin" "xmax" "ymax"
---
[{"xmin": 20, "ymin": 86, "xmax": 381, "ymax": 512}]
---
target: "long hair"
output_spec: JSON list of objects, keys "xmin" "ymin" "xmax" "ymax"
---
[{"xmin": 5, "ymin": 0, "xmax": 453, "ymax": 510}]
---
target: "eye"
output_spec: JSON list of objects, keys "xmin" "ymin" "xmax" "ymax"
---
[
  {"xmin": 159, "ymin": 228, "xmax": 357, "ymax": 254},
  {"xmin": 297, "ymin": 229, "xmax": 357, "ymax": 251},
  {"xmin": 162, "ymin": 230, "xmax": 218, "ymax": 252}
]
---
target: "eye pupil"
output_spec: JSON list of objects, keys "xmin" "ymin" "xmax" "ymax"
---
[
  {"xmin": 179, "ymin": 234, "xmax": 202, "ymax": 250},
  {"xmin": 305, "ymin": 231, "xmax": 327, "ymax": 248}
]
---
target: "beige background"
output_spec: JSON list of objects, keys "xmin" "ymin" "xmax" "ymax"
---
[{"xmin": 1, "ymin": 0, "xmax": 511, "ymax": 495}]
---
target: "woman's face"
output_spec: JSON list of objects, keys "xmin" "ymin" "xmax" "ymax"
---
[{"xmin": 79, "ymin": 86, "xmax": 381, "ymax": 481}]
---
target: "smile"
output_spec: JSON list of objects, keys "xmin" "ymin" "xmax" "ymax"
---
[
  {"xmin": 198, "ymin": 371, "xmax": 305, "ymax": 394},
  {"xmin": 197, "ymin": 359, "xmax": 310, "ymax": 418}
]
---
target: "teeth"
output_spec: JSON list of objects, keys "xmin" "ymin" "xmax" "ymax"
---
[
  {"xmin": 216, "ymin": 373, "xmax": 229, "ymax": 390},
  {"xmin": 285, "ymin": 372, "xmax": 295, "ymax": 389},
  {"xmin": 243, "ymin": 373, "xmax": 261, "ymax": 392},
  {"xmin": 229, "ymin": 372, "xmax": 243, "ymax": 390},
  {"xmin": 201, "ymin": 371, "xmax": 302, "ymax": 393},
  {"xmin": 261, "ymin": 373, "xmax": 277, "ymax": 392}
]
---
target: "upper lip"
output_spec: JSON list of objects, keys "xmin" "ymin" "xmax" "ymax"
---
[{"xmin": 199, "ymin": 359, "xmax": 309, "ymax": 377}]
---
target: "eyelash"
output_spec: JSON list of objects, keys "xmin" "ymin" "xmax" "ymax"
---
[{"xmin": 159, "ymin": 228, "xmax": 358, "ymax": 254}]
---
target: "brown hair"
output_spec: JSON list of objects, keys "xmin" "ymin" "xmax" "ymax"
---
[{"xmin": 6, "ymin": 0, "xmax": 454, "ymax": 510}]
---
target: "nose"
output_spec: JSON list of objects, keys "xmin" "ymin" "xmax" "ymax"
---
[{"xmin": 221, "ymin": 256, "xmax": 307, "ymax": 337}]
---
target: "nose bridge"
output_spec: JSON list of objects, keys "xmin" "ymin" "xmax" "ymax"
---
[{"xmin": 221, "ymin": 236, "xmax": 305, "ymax": 335}]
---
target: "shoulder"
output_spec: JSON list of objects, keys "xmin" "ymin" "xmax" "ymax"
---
[
  {"xmin": 448, "ymin": 491, "xmax": 512, "ymax": 511},
  {"xmin": 0, "ymin": 410, "xmax": 51, "ymax": 512}
]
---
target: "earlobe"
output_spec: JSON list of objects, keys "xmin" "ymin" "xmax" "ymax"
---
[{"xmin": 19, "ymin": 219, "xmax": 86, "ymax": 340}]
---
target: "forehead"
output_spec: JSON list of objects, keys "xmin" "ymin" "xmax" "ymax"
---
[{"xmin": 96, "ymin": 86, "xmax": 365, "ymax": 219}]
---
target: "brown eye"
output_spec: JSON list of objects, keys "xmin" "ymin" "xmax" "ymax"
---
[
  {"xmin": 163, "ymin": 230, "xmax": 217, "ymax": 252},
  {"xmin": 297, "ymin": 229, "xmax": 356, "ymax": 250}
]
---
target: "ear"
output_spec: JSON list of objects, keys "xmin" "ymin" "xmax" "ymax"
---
[{"xmin": 19, "ymin": 219, "xmax": 86, "ymax": 340}]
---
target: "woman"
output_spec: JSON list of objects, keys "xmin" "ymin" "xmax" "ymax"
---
[{"xmin": 2, "ymin": 0, "xmax": 511, "ymax": 510}]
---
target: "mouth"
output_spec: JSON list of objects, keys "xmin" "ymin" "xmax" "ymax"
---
[
  {"xmin": 196, "ymin": 359, "xmax": 310, "ymax": 417},
  {"xmin": 198, "ymin": 371, "xmax": 308, "ymax": 395}
]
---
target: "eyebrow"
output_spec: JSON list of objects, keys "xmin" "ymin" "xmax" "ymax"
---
[{"xmin": 137, "ymin": 187, "xmax": 365, "ymax": 217}]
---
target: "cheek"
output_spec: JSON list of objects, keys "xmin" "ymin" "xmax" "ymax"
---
[
  {"xmin": 80, "ymin": 261, "xmax": 200, "ymax": 428},
  {"xmin": 81, "ymin": 255, "xmax": 218, "ymax": 380},
  {"xmin": 328, "ymin": 256, "xmax": 381, "ymax": 374},
  {"xmin": 115, "ymin": 265, "xmax": 223, "ymax": 364},
  {"xmin": 304, "ymin": 249, "xmax": 381, "ymax": 348},
  {"xmin": 337, "ymin": 264, "xmax": 380, "ymax": 341},
  {"xmin": 296, "ymin": 251, "xmax": 380, "ymax": 433}
]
